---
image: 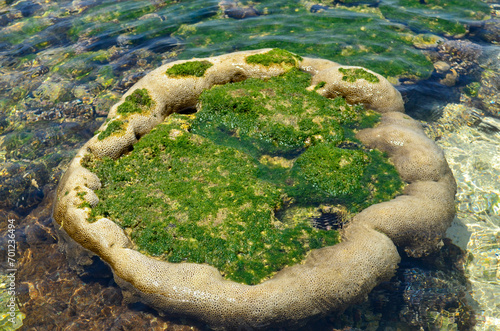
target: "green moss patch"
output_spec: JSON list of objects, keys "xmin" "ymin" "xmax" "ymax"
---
[
  {"xmin": 246, "ymin": 49, "xmax": 302, "ymax": 68},
  {"xmin": 463, "ymin": 82, "xmax": 480, "ymax": 98},
  {"xmin": 97, "ymin": 120, "xmax": 126, "ymax": 141},
  {"xmin": 166, "ymin": 60, "xmax": 214, "ymax": 77},
  {"xmin": 85, "ymin": 115, "xmax": 340, "ymax": 285},
  {"xmin": 84, "ymin": 69, "xmax": 403, "ymax": 285},
  {"xmin": 192, "ymin": 69, "xmax": 355, "ymax": 156},
  {"xmin": 117, "ymin": 88, "xmax": 154, "ymax": 116},
  {"xmin": 339, "ymin": 67, "xmax": 380, "ymax": 83}
]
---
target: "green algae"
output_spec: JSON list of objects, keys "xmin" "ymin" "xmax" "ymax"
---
[
  {"xmin": 85, "ymin": 114, "xmax": 340, "ymax": 285},
  {"xmin": 314, "ymin": 81, "xmax": 327, "ymax": 90},
  {"xmin": 84, "ymin": 68, "xmax": 403, "ymax": 285},
  {"xmin": 2, "ymin": 122, "xmax": 84, "ymax": 161},
  {"xmin": 52, "ymin": 52, "xmax": 99, "ymax": 80},
  {"xmin": 97, "ymin": 120, "xmax": 125, "ymax": 140},
  {"xmin": 246, "ymin": 49, "xmax": 302, "ymax": 67},
  {"xmin": 463, "ymin": 82, "xmax": 480, "ymax": 98},
  {"xmin": 0, "ymin": 17, "xmax": 53, "ymax": 46},
  {"xmin": 166, "ymin": 60, "xmax": 213, "ymax": 77},
  {"xmin": 117, "ymin": 88, "xmax": 153, "ymax": 115},
  {"xmin": 192, "ymin": 69, "xmax": 352, "ymax": 156},
  {"xmin": 174, "ymin": 2, "xmax": 434, "ymax": 80},
  {"xmin": 3, "ymin": 132, "xmax": 35, "ymax": 159},
  {"xmin": 67, "ymin": 0, "xmax": 217, "ymax": 45},
  {"xmin": 76, "ymin": 190, "xmax": 92, "ymax": 209},
  {"xmin": 379, "ymin": 0, "xmax": 490, "ymax": 37},
  {"xmin": 67, "ymin": 1, "xmax": 163, "ymax": 41},
  {"xmin": 339, "ymin": 67, "xmax": 380, "ymax": 83}
]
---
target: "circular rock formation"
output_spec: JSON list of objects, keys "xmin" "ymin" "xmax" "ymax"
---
[{"xmin": 53, "ymin": 49, "xmax": 456, "ymax": 330}]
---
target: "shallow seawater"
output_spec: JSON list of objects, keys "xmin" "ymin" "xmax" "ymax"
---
[{"xmin": 0, "ymin": 0, "xmax": 499, "ymax": 329}]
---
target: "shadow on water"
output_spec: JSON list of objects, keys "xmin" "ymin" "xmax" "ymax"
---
[{"xmin": 399, "ymin": 77, "xmax": 462, "ymax": 122}]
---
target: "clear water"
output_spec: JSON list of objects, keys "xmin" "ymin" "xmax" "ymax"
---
[{"xmin": 0, "ymin": 0, "xmax": 499, "ymax": 329}]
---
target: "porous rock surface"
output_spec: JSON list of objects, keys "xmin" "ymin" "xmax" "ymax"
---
[{"xmin": 53, "ymin": 49, "xmax": 455, "ymax": 330}]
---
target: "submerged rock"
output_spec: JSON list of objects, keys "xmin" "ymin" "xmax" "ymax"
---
[
  {"xmin": 220, "ymin": 1, "xmax": 260, "ymax": 19},
  {"xmin": 53, "ymin": 49, "xmax": 455, "ymax": 330},
  {"xmin": 436, "ymin": 40, "xmax": 483, "ymax": 76}
]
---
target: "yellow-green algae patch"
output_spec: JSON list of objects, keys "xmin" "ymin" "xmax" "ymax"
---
[
  {"xmin": 116, "ymin": 88, "xmax": 154, "ymax": 116},
  {"xmin": 245, "ymin": 48, "xmax": 302, "ymax": 68},
  {"xmin": 339, "ymin": 67, "xmax": 380, "ymax": 83},
  {"xmin": 97, "ymin": 119, "xmax": 126, "ymax": 141},
  {"xmin": 84, "ymin": 69, "xmax": 403, "ymax": 285},
  {"xmin": 165, "ymin": 60, "xmax": 213, "ymax": 77}
]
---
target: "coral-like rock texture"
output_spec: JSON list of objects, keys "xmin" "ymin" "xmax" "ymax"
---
[{"xmin": 53, "ymin": 49, "xmax": 456, "ymax": 330}]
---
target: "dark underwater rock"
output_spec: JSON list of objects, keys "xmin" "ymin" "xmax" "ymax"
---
[
  {"xmin": 436, "ymin": 40, "xmax": 483, "ymax": 76},
  {"xmin": 225, "ymin": 6, "xmax": 259, "ymax": 19},
  {"xmin": 15, "ymin": 0, "xmax": 43, "ymax": 17}
]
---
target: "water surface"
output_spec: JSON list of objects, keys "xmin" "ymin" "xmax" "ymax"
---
[{"xmin": 1, "ymin": 0, "xmax": 499, "ymax": 329}]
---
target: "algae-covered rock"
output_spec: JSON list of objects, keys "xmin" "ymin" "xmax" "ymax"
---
[
  {"xmin": 53, "ymin": 49, "xmax": 455, "ymax": 330},
  {"xmin": 83, "ymin": 67, "xmax": 403, "ymax": 285}
]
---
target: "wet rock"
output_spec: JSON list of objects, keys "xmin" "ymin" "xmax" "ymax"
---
[
  {"xmin": 25, "ymin": 65, "xmax": 50, "ymax": 78},
  {"xmin": 11, "ymin": 43, "xmax": 37, "ymax": 56},
  {"xmin": 31, "ymin": 80, "xmax": 68, "ymax": 102},
  {"xmin": 66, "ymin": 0, "xmax": 96, "ymax": 15},
  {"xmin": 433, "ymin": 61, "xmax": 451, "ymax": 74},
  {"xmin": 225, "ymin": 6, "xmax": 259, "ymax": 19},
  {"xmin": 0, "ymin": 161, "xmax": 50, "ymax": 215},
  {"xmin": 114, "ymin": 72, "xmax": 146, "ymax": 93},
  {"xmin": 460, "ymin": 65, "xmax": 500, "ymax": 119},
  {"xmin": 15, "ymin": 1, "xmax": 43, "ymax": 17},
  {"xmin": 478, "ymin": 19, "xmax": 500, "ymax": 43},
  {"xmin": 220, "ymin": 1, "xmax": 260, "ymax": 19},
  {"xmin": 399, "ymin": 268, "xmax": 474, "ymax": 329},
  {"xmin": 0, "ymin": 13, "xmax": 13, "ymax": 27},
  {"xmin": 411, "ymin": 33, "xmax": 444, "ymax": 49},
  {"xmin": 14, "ymin": 187, "xmax": 45, "ymax": 216},
  {"xmin": 80, "ymin": 34, "xmax": 119, "ymax": 53},
  {"xmin": 477, "ymin": 69, "xmax": 500, "ymax": 118},
  {"xmin": 440, "ymin": 68, "xmax": 459, "ymax": 87},
  {"xmin": 38, "ymin": 19, "xmax": 72, "ymax": 45},
  {"xmin": 25, "ymin": 219, "xmax": 57, "ymax": 246},
  {"xmin": 310, "ymin": 4, "xmax": 330, "ymax": 13},
  {"xmin": 436, "ymin": 40, "xmax": 483, "ymax": 76},
  {"xmin": 110, "ymin": 49, "xmax": 161, "ymax": 74}
]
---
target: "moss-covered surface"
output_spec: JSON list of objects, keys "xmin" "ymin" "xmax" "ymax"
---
[
  {"xmin": 97, "ymin": 120, "xmax": 126, "ymax": 141},
  {"xmin": 84, "ymin": 69, "xmax": 404, "ymax": 285},
  {"xmin": 339, "ymin": 67, "xmax": 380, "ymax": 83},
  {"xmin": 246, "ymin": 49, "xmax": 302, "ymax": 67},
  {"xmin": 165, "ymin": 60, "xmax": 213, "ymax": 77},
  {"xmin": 192, "ymin": 69, "xmax": 403, "ymax": 209},
  {"xmin": 116, "ymin": 88, "xmax": 154, "ymax": 116}
]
